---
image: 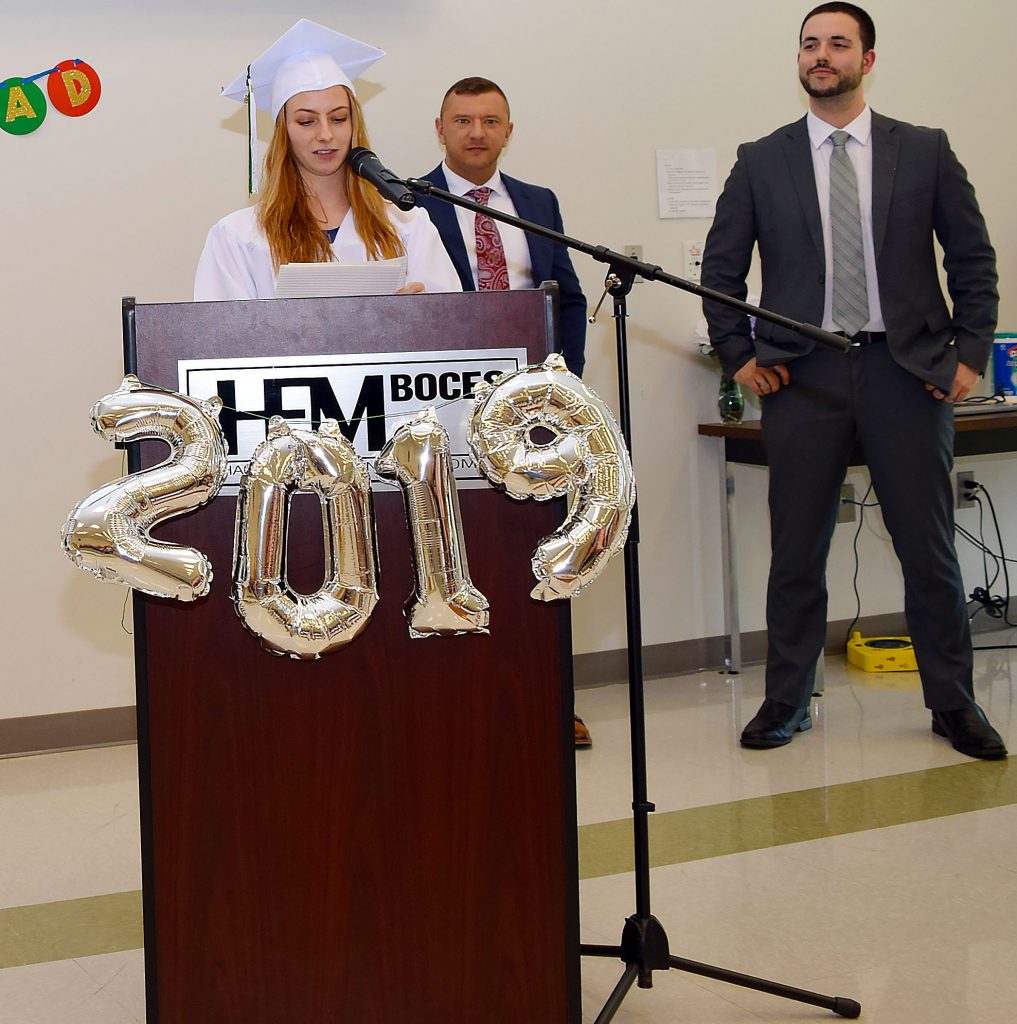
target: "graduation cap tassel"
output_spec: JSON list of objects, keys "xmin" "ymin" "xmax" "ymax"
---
[
  {"xmin": 247, "ymin": 64, "xmax": 259, "ymax": 195},
  {"xmin": 221, "ymin": 20, "xmax": 385, "ymax": 195}
]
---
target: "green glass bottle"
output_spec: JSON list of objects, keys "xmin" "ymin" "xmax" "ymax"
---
[{"xmin": 717, "ymin": 375, "xmax": 744, "ymax": 423}]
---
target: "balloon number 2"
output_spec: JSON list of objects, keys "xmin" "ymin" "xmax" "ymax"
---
[
  {"xmin": 63, "ymin": 358, "xmax": 635, "ymax": 658},
  {"xmin": 62, "ymin": 375, "xmax": 228, "ymax": 601}
]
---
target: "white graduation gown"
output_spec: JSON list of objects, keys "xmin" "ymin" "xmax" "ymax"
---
[{"xmin": 193, "ymin": 204, "xmax": 462, "ymax": 300}]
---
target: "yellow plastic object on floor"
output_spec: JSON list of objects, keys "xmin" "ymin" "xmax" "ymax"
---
[{"xmin": 845, "ymin": 631, "xmax": 918, "ymax": 672}]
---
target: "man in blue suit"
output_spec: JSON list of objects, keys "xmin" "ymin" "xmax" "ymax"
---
[
  {"xmin": 417, "ymin": 77, "xmax": 587, "ymax": 378},
  {"xmin": 702, "ymin": 3, "xmax": 1005, "ymax": 759},
  {"xmin": 419, "ymin": 78, "xmax": 591, "ymax": 747}
]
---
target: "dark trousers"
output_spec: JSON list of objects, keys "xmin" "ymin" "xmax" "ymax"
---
[{"xmin": 760, "ymin": 341, "xmax": 974, "ymax": 711}]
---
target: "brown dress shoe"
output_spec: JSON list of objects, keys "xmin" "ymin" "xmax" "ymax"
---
[
  {"xmin": 574, "ymin": 715, "xmax": 592, "ymax": 748},
  {"xmin": 931, "ymin": 704, "xmax": 1007, "ymax": 760}
]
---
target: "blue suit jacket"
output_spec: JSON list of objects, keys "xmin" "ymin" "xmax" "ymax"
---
[
  {"xmin": 416, "ymin": 165, "xmax": 587, "ymax": 376},
  {"xmin": 702, "ymin": 112, "xmax": 997, "ymax": 392}
]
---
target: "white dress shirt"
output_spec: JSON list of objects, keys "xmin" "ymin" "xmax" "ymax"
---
[
  {"xmin": 441, "ymin": 162, "xmax": 534, "ymax": 290},
  {"xmin": 806, "ymin": 105, "xmax": 885, "ymax": 332}
]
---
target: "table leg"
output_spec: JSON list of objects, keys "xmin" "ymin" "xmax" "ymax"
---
[{"xmin": 720, "ymin": 456, "xmax": 741, "ymax": 674}]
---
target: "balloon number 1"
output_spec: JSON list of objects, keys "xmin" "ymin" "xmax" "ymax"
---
[
  {"xmin": 62, "ymin": 358, "xmax": 635, "ymax": 658},
  {"xmin": 376, "ymin": 406, "xmax": 489, "ymax": 637}
]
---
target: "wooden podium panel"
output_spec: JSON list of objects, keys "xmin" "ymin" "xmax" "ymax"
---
[{"xmin": 128, "ymin": 290, "xmax": 580, "ymax": 1023}]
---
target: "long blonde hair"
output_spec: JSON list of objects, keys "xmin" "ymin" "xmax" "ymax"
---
[{"xmin": 257, "ymin": 87, "xmax": 404, "ymax": 270}]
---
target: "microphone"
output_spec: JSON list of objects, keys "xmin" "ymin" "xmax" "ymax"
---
[{"xmin": 348, "ymin": 148, "xmax": 416, "ymax": 210}]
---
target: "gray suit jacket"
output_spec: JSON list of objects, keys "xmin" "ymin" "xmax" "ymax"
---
[{"xmin": 701, "ymin": 112, "xmax": 998, "ymax": 392}]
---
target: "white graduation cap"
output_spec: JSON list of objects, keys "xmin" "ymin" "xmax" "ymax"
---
[{"xmin": 220, "ymin": 19, "xmax": 385, "ymax": 193}]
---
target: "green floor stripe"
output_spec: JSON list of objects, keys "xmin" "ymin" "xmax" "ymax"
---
[
  {"xmin": 579, "ymin": 759, "xmax": 1015, "ymax": 879},
  {"xmin": 3, "ymin": 761, "xmax": 1013, "ymax": 968},
  {"xmin": 0, "ymin": 890, "xmax": 143, "ymax": 969}
]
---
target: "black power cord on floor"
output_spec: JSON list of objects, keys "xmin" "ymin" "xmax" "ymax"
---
[
  {"xmin": 839, "ymin": 477, "xmax": 1017, "ymax": 651},
  {"xmin": 959, "ymin": 478, "xmax": 1017, "ymax": 648},
  {"xmin": 842, "ymin": 482, "xmax": 877, "ymax": 648}
]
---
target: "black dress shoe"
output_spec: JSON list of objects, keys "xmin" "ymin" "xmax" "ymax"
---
[
  {"xmin": 740, "ymin": 699, "xmax": 812, "ymax": 749},
  {"xmin": 931, "ymin": 705, "xmax": 1008, "ymax": 760}
]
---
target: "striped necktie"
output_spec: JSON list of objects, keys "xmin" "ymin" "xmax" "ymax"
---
[{"xmin": 829, "ymin": 130, "xmax": 869, "ymax": 337}]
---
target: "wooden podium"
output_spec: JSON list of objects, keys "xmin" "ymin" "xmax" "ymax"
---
[{"xmin": 125, "ymin": 289, "xmax": 580, "ymax": 1023}]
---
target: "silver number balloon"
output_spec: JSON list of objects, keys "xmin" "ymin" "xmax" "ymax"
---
[
  {"xmin": 62, "ymin": 375, "xmax": 228, "ymax": 601},
  {"xmin": 467, "ymin": 354, "xmax": 635, "ymax": 601},
  {"xmin": 233, "ymin": 417, "xmax": 379, "ymax": 659},
  {"xmin": 376, "ymin": 407, "xmax": 489, "ymax": 637}
]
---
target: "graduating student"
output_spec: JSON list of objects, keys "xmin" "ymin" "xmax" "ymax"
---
[{"xmin": 195, "ymin": 19, "xmax": 460, "ymax": 300}]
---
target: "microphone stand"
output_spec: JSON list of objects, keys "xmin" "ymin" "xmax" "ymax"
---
[
  {"xmin": 404, "ymin": 178, "xmax": 850, "ymax": 354},
  {"xmin": 403, "ymin": 177, "xmax": 861, "ymax": 1022}
]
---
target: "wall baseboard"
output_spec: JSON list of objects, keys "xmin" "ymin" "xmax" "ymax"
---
[
  {"xmin": 0, "ymin": 707, "xmax": 137, "ymax": 759},
  {"xmin": 574, "ymin": 609, "xmax": 921, "ymax": 688},
  {"xmin": 3, "ymin": 605, "xmax": 1008, "ymax": 754}
]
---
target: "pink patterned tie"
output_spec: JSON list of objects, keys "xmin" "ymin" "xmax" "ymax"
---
[{"xmin": 466, "ymin": 187, "xmax": 509, "ymax": 290}]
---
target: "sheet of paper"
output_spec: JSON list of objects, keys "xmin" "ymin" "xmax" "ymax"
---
[
  {"xmin": 275, "ymin": 256, "xmax": 408, "ymax": 298},
  {"xmin": 655, "ymin": 149, "xmax": 717, "ymax": 219}
]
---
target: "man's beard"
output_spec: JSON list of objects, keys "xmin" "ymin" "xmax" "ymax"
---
[{"xmin": 799, "ymin": 65, "xmax": 862, "ymax": 98}]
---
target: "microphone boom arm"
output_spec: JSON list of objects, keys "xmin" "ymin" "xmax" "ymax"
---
[{"xmin": 403, "ymin": 177, "xmax": 849, "ymax": 353}]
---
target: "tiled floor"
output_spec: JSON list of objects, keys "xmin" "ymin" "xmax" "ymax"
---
[{"xmin": 1, "ymin": 632, "xmax": 1015, "ymax": 1022}]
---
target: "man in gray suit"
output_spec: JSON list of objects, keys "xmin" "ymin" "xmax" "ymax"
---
[{"xmin": 702, "ymin": 3, "xmax": 1006, "ymax": 759}]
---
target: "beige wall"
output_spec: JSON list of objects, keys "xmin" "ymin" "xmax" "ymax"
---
[{"xmin": 5, "ymin": 1, "xmax": 1014, "ymax": 719}]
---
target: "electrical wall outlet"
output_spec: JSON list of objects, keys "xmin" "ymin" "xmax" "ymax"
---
[
  {"xmin": 956, "ymin": 470, "xmax": 976, "ymax": 509},
  {"xmin": 682, "ymin": 240, "xmax": 705, "ymax": 282},
  {"xmin": 838, "ymin": 483, "xmax": 856, "ymax": 523}
]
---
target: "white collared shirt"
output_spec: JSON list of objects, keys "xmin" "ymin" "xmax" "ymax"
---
[
  {"xmin": 441, "ymin": 162, "xmax": 534, "ymax": 290},
  {"xmin": 806, "ymin": 105, "xmax": 885, "ymax": 332}
]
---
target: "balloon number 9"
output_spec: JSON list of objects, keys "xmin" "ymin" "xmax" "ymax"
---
[
  {"xmin": 63, "ymin": 360, "xmax": 634, "ymax": 656},
  {"xmin": 468, "ymin": 354, "xmax": 635, "ymax": 601}
]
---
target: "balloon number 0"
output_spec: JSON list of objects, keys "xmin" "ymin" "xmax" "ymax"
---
[
  {"xmin": 63, "ymin": 358, "xmax": 635, "ymax": 658},
  {"xmin": 232, "ymin": 417, "xmax": 379, "ymax": 660}
]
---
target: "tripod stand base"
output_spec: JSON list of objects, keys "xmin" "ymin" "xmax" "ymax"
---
[
  {"xmin": 582, "ymin": 915, "xmax": 861, "ymax": 1020},
  {"xmin": 577, "ymin": 281, "xmax": 859, "ymax": 1024}
]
